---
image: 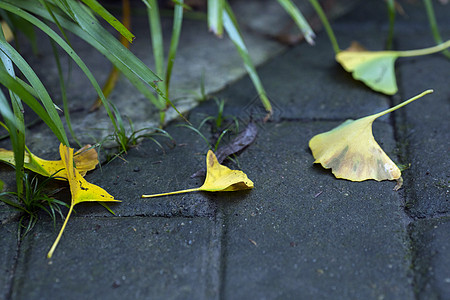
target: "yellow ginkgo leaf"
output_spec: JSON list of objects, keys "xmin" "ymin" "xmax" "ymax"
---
[
  {"xmin": 47, "ymin": 144, "xmax": 120, "ymax": 258},
  {"xmin": 336, "ymin": 40, "xmax": 450, "ymax": 95},
  {"xmin": 309, "ymin": 90, "xmax": 433, "ymax": 190},
  {"xmin": 142, "ymin": 150, "xmax": 253, "ymax": 198},
  {"xmin": 0, "ymin": 145, "xmax": 98, "ymax": 180}
]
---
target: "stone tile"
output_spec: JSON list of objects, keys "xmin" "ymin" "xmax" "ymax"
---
[
  {"xmin": 71, "ymin": 124, "xmax": 216, "ymax": 218},
  {"xmin": 395, "ymin": 32, "xmax": 450, "ymax": 218},
  {"xmin": 0, "ymin": 164, "xmax": 21, "ymax": 224},
  {"xmin": 211, "ymin": 31, "xmax": 391, "ymax": 123},
  {"xmin": 409, "ymin": 218, "xmax": 450, "ymax": 300},
  {"xmin": 11, "ymin": 216, "xmax": 221, "ymax": 300},
  {"xmin": 214, "ymin": 122, "xmax": 414, "ymax": 299},
  {"xmin": 0, "ymin": 223, "xmax": 18, "ymax": 300}
]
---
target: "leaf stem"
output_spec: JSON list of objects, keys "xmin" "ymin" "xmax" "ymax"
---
[
  {"xmin": 141, "ymin": 188, "xmax": 200, "ymax": 198},
  {"xmin": 47, "ymin": 204, "xmax": 74, "ymax": 258},
  {"xmin": 397, "ymin": 40, "xmax": 450, "ymax": 57},
  {"xmin": 374, "ymin": 89, "xmax": 433, "ymax": 118}
]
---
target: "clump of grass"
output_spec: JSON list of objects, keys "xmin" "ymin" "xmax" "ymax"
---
[
  {"xmin": 180, "ymin": 98, "xmax": 239, "ymax": 152},
  {"xmin": 0, "ymin": 172, "xmax": 67, "ymax": 239},
  {"xmin": 95, "ymin": 103, "xmax": 174, "ymax": 162}
]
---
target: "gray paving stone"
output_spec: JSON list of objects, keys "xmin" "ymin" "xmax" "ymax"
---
[
  {"xmin": 67, "ymin": 124, "xmax": 216, "ymax": 218},
  {"xmin": 10, "ymin": 216, "xmax": 221, "ymax": 300},
  {"xmin": 213, "ymin": 31, "xmax": 390, "ymax": 123},
  {"xmin": 0, "ymin": 164, "xmax": 20, "ymax": 224},
  {"xmin": 0, "ymin": 223, "xmax": 18, "ymax": 300},
  {"xmin": 409, "ymin": 218, "xmax": 450, "ymax": 300},
  {"xmin": 215, "ymin": 121, "xmax": 413, "ymax": 299},
  {"xmin": 1, "ymin": 0, "xmax": 449, "ymax": 299},
  {"xmin": 395, "ymin": 31, "xmax": 450, "ymax": 218}
]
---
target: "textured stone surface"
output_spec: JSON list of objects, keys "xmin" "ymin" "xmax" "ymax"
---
[
  {"xmin": 395, "ymin": 32, "xmax": 450, "ymax": 218},
  {"xmin": 1, "ymin": 0, "xmax": 449, "ymax": 299},
  {"xmin": 0, "ymin": 223, "xmax": 18, "ymax": 300},
  {"xmin": 409, "ymin": 218, "xmax": 450, "ymax": 300},
  {"xmin": 216, "ymin": 122, "xmax": 413, "ymax": 299},
  {"xmin": 11, "ymin": 216, "xmax": 222, "ymax": 300}
]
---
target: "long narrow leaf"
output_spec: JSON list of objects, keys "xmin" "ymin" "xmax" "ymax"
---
[
  {"xmin": 0, "ymin": 89, "xmax": 18, "ymax": 131},
  {"xmin": 223, "ymin": 3, "xmax": 272, "ymax": 114},
  {"xmin": 165, "ymin": 0, "xmax": 184, "ymax": 99},
  {"xmin": 0, "ymin": 27, "xmax": 26, "ymax": 197},
  {"xmin": 308, "ymin": 0, "xmax": 340, "ymax": 54},
  {"xmin": 385, "ymin": 0, "xmax": 395, "ymax": 50},
  {"xmin": 147, "ymin": 0, "xmax": 164, "ymax": 77},
  {"xmin": 39, "ymin": 0, "xmax": 73, "ymax": 47},
  {"xmin": 208, "ymin": 0, "xmax": 224, "ymax": 37},
  {"xmin": 0, "ymin": 2, "xmax": 118, "ymax": 132},
  {"xmin": 0, "ymin": 39, "xmax": 69, "ymax": 145},
  {"xmin": 57, "ymin": 0, "xmax": 161, "ymax": 87},
  {"xmin": 50, "ymin": 39, "xmax": 80, "ymax": 146},
  {"xmin": 90, "ymin": 0, "xmax": 132, "ymax": 111},
  {"xmin": 146, "ymin": 0, "xmax": 166, "ymax": 113},
  {"xmin": 9, "ymin": 0, "xmax": 163, "ymax": 110},
  {"xmin": 276, "ymin": 0, "xmax": 315, "ymax": 45},
  {"xmin": 0, "ymin": 68, "xmax": 64, "ymax": 143},
  {"xmin": 79, "ymin": 0, "xmax": 135, "ymax": 43}
]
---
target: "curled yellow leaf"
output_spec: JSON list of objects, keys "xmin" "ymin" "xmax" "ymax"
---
[
  {"xmin": 0, "ymin": 145, "xmax": 98, "ymax": 180},
  {"xmin": 309, "ymin": 90, "xmax": 433, "ymax": 190},
  {"xmin": 47, "ymin": 144, "xmax": 119, "ymax": 258},
  {"xmin": 142, "ymin": 150, "xmax": 254, "ymax": 198}
]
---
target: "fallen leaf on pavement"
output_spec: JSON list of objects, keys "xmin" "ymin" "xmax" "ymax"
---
[
  {"xmin": 309, "ymin": 90, "xmax": 433, "ymax": 190},
  {"xmin": 142, "ymin": 150, "xmax": 253, "ymax": 198},
  {"xmin": 0, "ymin": 145, "xmax": 98, "ymax": 180},
  {"xmin": 336, "ymin": 40, "xmax": 450, "ymax": 95},
  {"xmin": 47, "ymin": 144, "xmax": 120, "ymax": 258}
]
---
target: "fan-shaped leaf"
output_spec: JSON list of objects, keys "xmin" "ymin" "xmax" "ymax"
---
[
  {"xmin": 47, "ymin": 144, "xmax": 119, "ymax": 258},
  {"xmin": 309, "ymin": 90, "xmax": 433, "ymax": 190},
  {"xmin": 142, "ymin": 150, "xmax": 253, "ymax": 198},
  {"xmin": 337, "ymin": 41, "xmax": 450, "ymax": 95}
]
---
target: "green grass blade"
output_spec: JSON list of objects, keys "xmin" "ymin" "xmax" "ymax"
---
[
  {"xmin": 385, "ymin": 0, "xmax": 395, "ymax": 50},
  {"xmin": 423, "ymin": 0, "xmax": 450, "ymax": 59},
  {"xmin": 58, "ymin": 0, "xmax": 161, "ymax": 87},
  {"xmin": 177, "ymin": 124, "xmax": 211, "ymax": 149},
  {"xmin": 0, "ymin": 2, "xmax": 119, "ymax": 132},
  {"xmin": 0, "ymin": 39, "xmax": 69, "ymax": 145},
  {"xmin": 208, "ymin": 0, "xmax": 224, "ymax": 37},
  {"xmin": 165, "ymin": 0, "xmax": 184, "ymax": 99},
  {"xmin": 0, "ymin": 27, "xmax": 26, "ymax": 197},
  {"xmin": 79, "ymin": 0, "xmax": 135, "ymax": 43},
  {"xmin": 146, "ymin": 0, "xmax": 166, "ymax": 113},
  {"xmin": 0, "ymin": 89, "xmax": 25, "ymax": 197},
  {"xmin": 147, "ymin": 0, "xmax": 164, "ymax": 77},
  {"xmin": 49, "ymin": 39, "xmax": 80, "ymax": 146},
  {"xmin": 9, "ymin": 0, "xmax": 163, "ymax": 110},
  {"xmin": 223, "ymin": 3, "xmax": 272, "ymax": 114},
  {"xmin": 308, "ymin": 0, "xmax": 340, "ymax": 54},
  {"xmin": 276, "ymin": 0, "xmax": 315, "ymax": 45},
  {"xmin": 0, "ymin": 85, "xmax": 19, "ymax": 131},
  {"xmin": 0, "ymin": 68, "xmax": 65, "ymax": 140},
  {"xmin": 39, "ymin": 0, "xmax": 73, "ymax": 47}
]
